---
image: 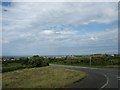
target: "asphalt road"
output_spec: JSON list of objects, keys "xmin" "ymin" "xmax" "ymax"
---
[{"xmin": 50, "ymin": 64, "xmax": 120, "ymax": 89}]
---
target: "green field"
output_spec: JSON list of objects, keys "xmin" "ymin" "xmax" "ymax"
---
[{"xmin": 2, "ymin": 66, "xmax": 87, "ymax": 88}]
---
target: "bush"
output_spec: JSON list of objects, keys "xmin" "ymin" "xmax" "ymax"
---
[{"xmin": 27, "ymin": 56, "xmax": 49, "ymax": 67}]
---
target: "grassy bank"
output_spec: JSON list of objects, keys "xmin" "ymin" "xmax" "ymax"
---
[
  {"xmin": 2, "ymin": 56, "xmax": 49, "ymax": 73},
  {"xmin": 2, "ymin": 62, "xmax": 32, "ymax": 72},
  {"xmin": 3, "ymin": 66, "xmax": 87, "ymax": 88},
  {"xmin": 2, "ymin": 62, "xmax": 22, "ymax": 72}
]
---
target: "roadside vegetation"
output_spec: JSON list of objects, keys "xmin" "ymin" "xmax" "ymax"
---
[
  {"xmin": 2, "ymin": 54, "xmax": 119, "ymax": 88},
  {"xmin": 2, "ymin": 54, "xmax": 120, "ymax": 73},
  {"xmin": 49, "ymin": 54, "xmax": 120, "ymax": 68},
  {"xmin": 2, "ymin": 66, "xmax": 87, "ymax": 88},
  {"xmin": 2, "ymin": 55, "xmax": 49, "ymax": 72}
]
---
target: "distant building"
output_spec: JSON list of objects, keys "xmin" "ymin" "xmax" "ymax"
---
[{"xmin": 111, "ymin": 54, "xmax": 114, "ymax": 57}]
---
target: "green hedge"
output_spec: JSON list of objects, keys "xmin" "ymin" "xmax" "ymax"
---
[{"xmin": 2, "ymin": 55, "xmax": 49, "ymax": 72}]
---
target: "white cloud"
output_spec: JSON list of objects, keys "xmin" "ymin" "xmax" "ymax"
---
[
  {"xmin": 2, "ymin": 2, "xmax": 118, "ymax": 55},
  {"xmin": 89, "ymin": 36, "xmax": 98, "ymax": 41},
  {"xmin": 3, "ymin": 0, "xmax": 120, "ymax": 2},
  {"xmin": 2, "ymin": 27, "xmax": 118, "ymax": 55},
  {"xmin": 40, "ymin": 30, "xmax": 55, "ymax": 35},
  {"xmin": 2, "ymin": 40, "xmax": 9, "ymax": 44},
  {"xmin": 3, "ymin": 2, "xmax": 117, "ymax": 33}
]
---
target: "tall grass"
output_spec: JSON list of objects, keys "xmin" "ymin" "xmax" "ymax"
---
[{"xmin": 3, "ymin": 66, "xmax": 87, "ymax": 88}]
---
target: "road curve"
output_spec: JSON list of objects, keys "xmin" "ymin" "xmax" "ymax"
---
[{"xmin": 50, "ymin": 64, "xmax": 119, "ymax": 89}]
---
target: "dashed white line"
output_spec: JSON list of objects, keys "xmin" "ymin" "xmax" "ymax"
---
[{"xmin": 117, "ymin": 77, "xmax": 120, "ymax": 80}]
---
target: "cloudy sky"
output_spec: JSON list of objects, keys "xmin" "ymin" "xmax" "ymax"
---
[{"xmin": 2, "ymin": 2, "xmax": 118, "ymax": 56}]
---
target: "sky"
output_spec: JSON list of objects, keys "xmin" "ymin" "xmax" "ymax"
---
[{"xmin": 1, "ymin": 2, "xmax": 118, "ymax": 56}]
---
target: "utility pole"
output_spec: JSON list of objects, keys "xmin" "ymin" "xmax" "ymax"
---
[{"xmin": 90, "ymin": 56, "xmax": 92, "ymax": 67}]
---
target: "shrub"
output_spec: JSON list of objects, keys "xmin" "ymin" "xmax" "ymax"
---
[{"xmin": 27, "ymin": 56, "xmax": 49, "ymax": 67}]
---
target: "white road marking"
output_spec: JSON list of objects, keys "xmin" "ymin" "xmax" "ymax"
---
[
  {"xmin": 117, "ymin": 77, "xmax": 120, "ymax": 80},
  {"xmin": 109, "ymin": 74, "xmax": 120, "ymax": 81},
  {"xmin": 51, "ymin": 64, "xmax": 119, "ymax": 88},
  {"xmin": 99, "ymin": 74, "xmax": 109, "ymax": 90}
]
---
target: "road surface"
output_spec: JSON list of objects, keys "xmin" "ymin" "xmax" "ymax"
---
[{"xmin": 50, "ymin": 64, "xmax": 119, "ymax": 89}]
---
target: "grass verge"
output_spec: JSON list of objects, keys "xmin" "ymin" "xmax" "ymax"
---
[{"xmin": 2, "ymin": 66, "xmax": 87, "ymax": 88}]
